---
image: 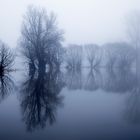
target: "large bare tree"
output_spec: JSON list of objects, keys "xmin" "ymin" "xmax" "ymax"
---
[{"xmin": 20, "ymin": 6, "xmax": 63, "ymax": 72}]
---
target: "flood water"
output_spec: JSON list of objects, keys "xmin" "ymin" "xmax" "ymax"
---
[{"xmin": 0, "ymin": 68, "xmax": 140, "ymax": 140}]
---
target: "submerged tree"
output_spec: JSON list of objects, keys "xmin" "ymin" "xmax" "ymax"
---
[
  {"xmin": 65, "ymin": 44, "xmax": 83, "ymax": 70},
  {"xmin": 85, "ymin": 44, "xmax": 102, "ymax": 68},
  {"xmin": 20, "ymin": 6, "xmax": 63, "ymax": 71},
  {"xmin": 104, "ymin": 43, "xmax": 118, "ymax": 69},
  {"xmin": 0, "ymin": 41, "xmax": 14, "ymax": 75},
  {"xmin": 115, "ymin": 42, "xmax": 135, "ymax": 69},
  {"xmin": 104, "ymin": 42, "xmax": 135, "ymax": 70},
  {"xmin": 125, "ymin": 11, "xmax": 140, "ymax": 50},
  {"xmin": 125, "ymin": 11, "xmax": 140, "ymax": 73}
]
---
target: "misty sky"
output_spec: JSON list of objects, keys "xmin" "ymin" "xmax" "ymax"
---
[{"xmin": 0, "ymin": 0, "xmax": 140, "ymax": 47}]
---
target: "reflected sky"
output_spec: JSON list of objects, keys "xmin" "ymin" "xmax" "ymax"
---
[{"xmin": 0, "ymin": 68, "xmax": 140, "ymax": 139}]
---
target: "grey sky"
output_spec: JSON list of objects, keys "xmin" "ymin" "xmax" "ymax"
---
[{"xmin": 0, "ymin": 0, "xmax": 140, "ymax": 47}]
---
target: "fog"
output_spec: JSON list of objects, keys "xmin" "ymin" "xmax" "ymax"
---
[
  {"xmin": 0, "ymin": 0, "xmax": 140, "ymax": 47},
  {"xmin": 1, "ymin": 1, "xmax": 140, "ymax": 139}
]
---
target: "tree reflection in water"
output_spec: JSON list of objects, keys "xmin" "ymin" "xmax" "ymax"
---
[
  {"xmin": 0, "ymin": 73, "xmax": 15, "ymax": 103},
  {"xmin": 124, "ymin": 70, "xmax": 140, "ymax": 124},
  {"xmin": 84, "ymin": 68, "xmax": 101, "ymax": 91},
  {"xmin": 20, "ymin": 69, "xmax": 64, "ymax": 132},
  {"xmin": 65, "ymin": 67, "xmax": 136, "ymax": 93},
  {"xmin": 102, "ymin": 68, "xmax": 136, "ymax": 93},
  {"xmin": 19, "ymin": 65, "xmax": 140, "ymax": 130},
  {"xmin": 65, "ymin": 69, "xmax": 82, "ymax": 90},
  {"xmin": 64, "ymin": 67, "xmax": 140, "ymax": 124}
]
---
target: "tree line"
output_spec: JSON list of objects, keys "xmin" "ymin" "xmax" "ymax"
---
[{"xmin": 0, "ymin": 6, "xmax": 140, "ymax": 76}]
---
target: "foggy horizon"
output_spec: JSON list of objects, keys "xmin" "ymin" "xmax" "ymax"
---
[{"xmin": 0, "ymin": 0, "xmax": 140, "ymax": 47}]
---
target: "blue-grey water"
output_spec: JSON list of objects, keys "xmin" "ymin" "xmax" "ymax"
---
[{"xmin": 0, "ymin": 68, "xmax": 140, "ymax": 140}]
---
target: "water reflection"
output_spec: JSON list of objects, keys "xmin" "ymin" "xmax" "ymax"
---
[
  {"xmin": 20, "ymin": 69, "xmax": 64, "ymax": 132},
  {"xmin": 101, "ymin": 68, "xmax": 136, "ymax": 93},
  {"xmin": 65, "ymin": 67, "xmax": 140, "ymax": 125},
  {"xmin": 84, "ymin": 69, "xmax": 101, "ymax": 91},
  {"xmin": 64, "ymin": 68, "xmax": 136, "ymax": 93},
  {"xmin": 0, "ymin": 73, "xmax": 15, "ymax": 103},
  {"xmin": 7, "ymin": 66, "xmax": 140, "ymax": 133},
  {"xmin": 124, "ymin": 71, "xmax": 140, "ymax": 124},
  {"xmin": 65, "ymin": 69, "xmax": 82, "ymax": 90}
]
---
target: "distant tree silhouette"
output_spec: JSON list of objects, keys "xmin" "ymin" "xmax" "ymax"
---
[
  {"xmin": 65, "ymin": 44, "xmax": 83, "ymax": 70},
  {"xmin": 115, "ymin": 43, "xmax": 135, "ymax": 69},
  {"xmin": 104, "ymin": 42, "xmax": 135, "ymax": 70},
  {"xmin": 85, "ymin": 44, "xmax": 102, "ymax": 68},
  {"xmin": 125, "ymin": 11, "xmax": 140, "ymax": 75},
  {"xmin": 126, "ymin": 11, "xmax": 140, "ymax": 50}
]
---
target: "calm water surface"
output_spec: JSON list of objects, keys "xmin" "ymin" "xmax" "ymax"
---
[{"xmin": 0, "ymin": 68, "xmax": 140, "ymax": 140}]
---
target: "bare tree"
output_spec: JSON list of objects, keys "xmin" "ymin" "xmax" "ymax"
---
[
  {"xmin": 47, "ymin": 44, "xmax": 65, "ymax": 69},
  {"xmin": 104, "ymin": 42, "xmax": 135, "ymax": 70},
  {"xmin": 20, "ymin": 6, "xmax": 63, "ymax": 72},
  {"xmin": 125, "ymin": 11, "xmax": 140, "ymax": 73},
  {"xmin": 126, "ymin": 11, "xmax": 140, "ymax": 50},
  {"xmin": 0, "ymin": 41, "xmax": 14, "ymax": 75},
  {"xmin": 115, "ymin": 42, "xmax": 135, "ymax": 69},
  {"xmin": 65, "ymin": 44, "xmax": 83, "ymax": 70},
  {"xmin": 126, "ymin": 11, "xmax": 140, "ymax": 123},
  {"xmin": 85, "ymin": 44, "xmax": 101, "ymax": 68},
  {"xmin": 104, "ymin": 43, "xmax": 118, "ymax": 69}
]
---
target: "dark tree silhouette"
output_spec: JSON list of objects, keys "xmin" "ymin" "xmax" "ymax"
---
[
  {"xmin": 0, "ymin": 41, "xmax": 14, "ymax": 75},
  {"xmin": 20, "ymin": 6, "xmax": 64, "ymax": 72}
]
